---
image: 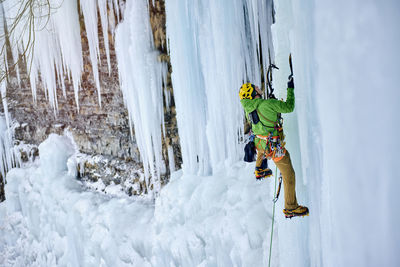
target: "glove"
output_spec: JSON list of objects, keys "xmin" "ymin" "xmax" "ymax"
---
[{"xmin": 287, "ymin": 74, "xmax": 294, "ymax": 89}]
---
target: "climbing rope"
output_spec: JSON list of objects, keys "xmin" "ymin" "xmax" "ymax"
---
[
  {"xmin": 267, "ymin": 53, "xmax": 293, "ymax": 266},
  {"xmin": 268, "ymin": 166, "xmax": 279, "ymax": 267}
]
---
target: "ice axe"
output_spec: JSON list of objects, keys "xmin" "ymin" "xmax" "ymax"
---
[{"xmin": 288, "ymin": 53, "xmax": 293, "ymax": 79}]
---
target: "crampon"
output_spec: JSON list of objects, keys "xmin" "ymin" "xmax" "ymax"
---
[
  {"xmin": 255, "ymin": 167, "xmax": 273, "ymax": 180},
  {"xmin": 283, "ymin": 206, "xmax": 309, "ymax": 219}
]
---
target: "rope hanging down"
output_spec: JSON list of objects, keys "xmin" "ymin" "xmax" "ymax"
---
[
  {"xmin": 268, "ymin": 166, "xmax": 279, "ymax": 267},
  {"xmin": 267, "ymin": 53, "xmax": 292, "ymax": 267}
]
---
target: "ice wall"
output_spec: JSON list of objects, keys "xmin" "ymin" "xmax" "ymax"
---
[
  {"xmin": 274, "ymin": 0, "xmax": 400, "ymax": 266},
  {"xmin": 268, "ymin": 1, "xmax": 313, "ymax": 266},
  {"xmin": 313, "ymin": 1, "xmax": 400, "ymax": 266},
  {"xmin": 165, "ymin": 0, "xmax": 275, "ymax": 175},
  {"xmin": 115, "ymin": 0, "xmax": 167, "ymax": 196}
]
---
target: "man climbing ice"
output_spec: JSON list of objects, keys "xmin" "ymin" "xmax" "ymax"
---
[{"xmin": 239, "ymin": 77, "xmax": 309, "ymax": 218}]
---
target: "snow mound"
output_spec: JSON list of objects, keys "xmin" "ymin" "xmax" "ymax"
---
[
  {"xmin": 0, "ymin": 135, "xmax": 283, "ymax": 266},
  {"xmin": 38, "ymin": 134, "xmax": 76, "ymax": 175},
  {"xmin": 152, "ymin": 164, "xmax": 276, "ymax": 267}
]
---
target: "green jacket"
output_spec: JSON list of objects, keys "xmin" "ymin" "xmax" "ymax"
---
[{"xmin": 240, "ymin": 88, "xmax": 295, "ymax": 138}]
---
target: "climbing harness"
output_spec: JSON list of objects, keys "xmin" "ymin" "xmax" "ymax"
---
[
  {"xmin": 255, "ymin": 133, "xmax": 286, "ymax": 162},
  {"xmin": 254, "ymin": 112, "xmax": 286, "ymax": 162}
]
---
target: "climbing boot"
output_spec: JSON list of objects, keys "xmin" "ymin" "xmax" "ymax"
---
[
  {"xmin": 283, "ymin": 205, "xmax": 309, "ymax": 218},
  {"xmin": 255, "ymin": 167, "xmax": 273, "ymax": 180}
]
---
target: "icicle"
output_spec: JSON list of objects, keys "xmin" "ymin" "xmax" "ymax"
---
[
  {"xmin": 113, "ymin": 0, "xmax": 120, "ymax": 22},
  {"xmin": 0, "ymin": 3, "xmax": 5, "ymax": 81},
  {"xmin": 167, "ymin": 145, "xmax": 175, "ymax": 173},
  {"xmin": 163, "ymin": 88, "xmax": 170, "ymax": 112},
  {"xmin": 98, "ymin": 0, "xmax": 112, "ymax": 74},
  {"xmin": 15, "ymin": 65, "xmax": 21, "ymax": 89},
  {"xmin": 52, "ymin": 0, "xmax": 83, "ymax": 109},
  {"xmin": 0, "ymin": 81, "xmax": 16, "ymax": 178},
  {"xmin": 2, "ymin": 0, "xmax": 83, "ymax": 111},
  {"xmin": 165, "ymin": 0, "xmax": 274, "ymax": 174},
  {"xmin": 80, "ymin": 0, "xmax": 102, "ymax": 107},
  {"xmin": 107, "ymin": 0, "xmax": 116, "ymax": 36},
  {"xmin": 29, "ymin": 65, "xmax": 37, "ymax": 103},
  {"xmin": 164, "ymin": 0, "xmax": 210, "ymax": 175},
  {"xmin": 115, "ymin": 0, "xmax": 167, "ymax": 196},
  {"xmin": 257, "ymin": 0, "xmax": 275, "ymax": 89},
  {"xmin": 1, "ymin": 82, "xmax": 10, "ymax": 135}
]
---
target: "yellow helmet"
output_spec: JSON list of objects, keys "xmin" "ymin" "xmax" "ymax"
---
[{"xmin": 239, "ymin": 83, "xmax": 257, "ymax": 100}]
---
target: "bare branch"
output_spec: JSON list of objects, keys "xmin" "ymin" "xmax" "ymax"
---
[{"xmin": 0, "ymin": 0, "xmax": 55, "ymax": 84}]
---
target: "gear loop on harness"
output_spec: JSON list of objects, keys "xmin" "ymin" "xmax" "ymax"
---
[{"xmin": 255, "ymin": 132, "xmax": 286, "ymax": 162}]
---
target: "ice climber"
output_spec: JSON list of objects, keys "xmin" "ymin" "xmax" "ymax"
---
[{"xmin": 239, "ymin": 78, "xmax": 309, "ymax": 218}]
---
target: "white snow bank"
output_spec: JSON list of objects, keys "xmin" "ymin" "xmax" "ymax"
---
[
  {"xmin": 152, "ymin": 165, "xmax": 278, "ymax": 267},
  {"xmin": 38, "ymin": 134, "xmax": 76, "ymax": 175},
  {"xmin": 0, "ymin": 134, "xmax": 297, "ymax": 266},
  {"xmin": 1, "ymin": 134, "xmax": 154, "ymax": 266}
]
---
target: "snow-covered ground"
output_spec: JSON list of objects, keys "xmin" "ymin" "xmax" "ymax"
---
[
  {"xmin": 1, "ymin": 0, "xmax": 400, "ymax": 266},
  {"xmin": 0, "ymin": 134, "xmax": 288, "ymax": 266}
]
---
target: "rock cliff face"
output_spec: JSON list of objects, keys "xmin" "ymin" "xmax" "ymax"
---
[{"xmin": 0, "ymin": 0, "xmax": 180, "ymax": 199}]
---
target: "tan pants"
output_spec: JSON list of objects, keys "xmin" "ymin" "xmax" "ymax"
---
[{"xmin": 256, "ymin": 149, "xmax": 298, "ymax": 210}]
